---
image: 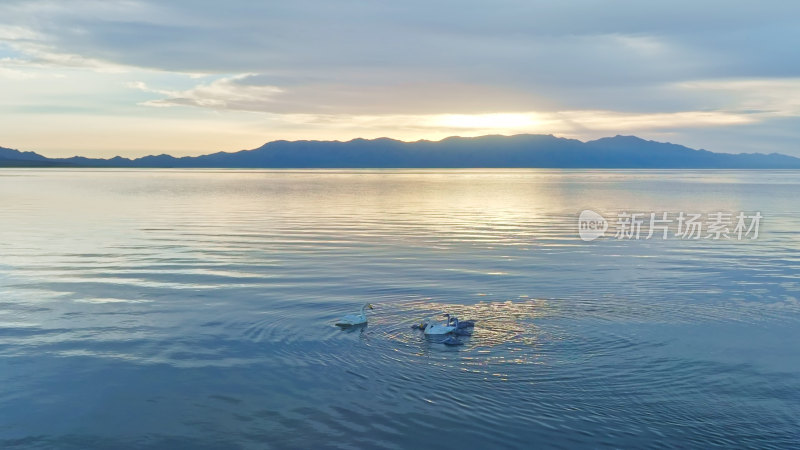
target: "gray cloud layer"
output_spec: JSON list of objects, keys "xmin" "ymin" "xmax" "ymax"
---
[{"xmin": 7, "ymin": 1, "xmax": 797, "ymax": 77}]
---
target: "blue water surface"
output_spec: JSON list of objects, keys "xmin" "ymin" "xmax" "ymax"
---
[{"xmin": 1, "ymin": 169, "xmax": 798, "ymax": 449}]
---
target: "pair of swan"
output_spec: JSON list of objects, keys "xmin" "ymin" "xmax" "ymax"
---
[
  {"xmin": 422, "ymin": 314, "xmax": 475, "ymax": 335},
  {"xmin": 335, "ymin": 305, "xmax": 476, "ymax": 343},
  {"xmin": 422, "ymin": 314, "xmax": 475, "ymax": 346},
  {"xmin": 335, "ymin": 303, "xmax": 374, "ymax": 326},
  {"xmin": 424, "ymin": 314, "xmax": 459, "ymax": 335}
]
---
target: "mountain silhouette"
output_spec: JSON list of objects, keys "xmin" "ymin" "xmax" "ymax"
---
[{"xmin": 1, "ymin": 135, "xmax": 799, "ymax": 168}]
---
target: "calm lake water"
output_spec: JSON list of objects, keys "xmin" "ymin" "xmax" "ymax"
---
[{"xmin": 1, "ymin": 169, "xmax": 799, "ymax": 449}]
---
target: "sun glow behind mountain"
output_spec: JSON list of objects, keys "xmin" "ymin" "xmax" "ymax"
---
[{"xmin": 431, "ymin": 113, "xmax": 545, "ymax": 131}]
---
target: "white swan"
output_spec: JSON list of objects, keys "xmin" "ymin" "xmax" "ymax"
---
[
  {"xmin": 335, "ymin": 303, "xmax": 374, "ymax": 326},
  {"xmin": 424, "ymin": 314, "xmax": 457, "ymax": 335}
]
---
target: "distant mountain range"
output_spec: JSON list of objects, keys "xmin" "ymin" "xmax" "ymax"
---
[{"xmin": 2, "ymin": 134, "xmax": 799, "ymax": 168}]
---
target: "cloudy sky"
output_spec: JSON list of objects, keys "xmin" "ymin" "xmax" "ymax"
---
[{"xmin": 1, "ymin": 0, "xmax": 799, "ymax": 158}]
